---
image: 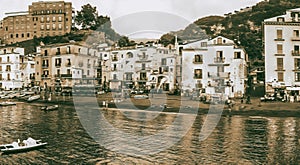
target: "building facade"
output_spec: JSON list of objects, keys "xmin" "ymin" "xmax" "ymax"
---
[
  {"xmin": 35, "ymin": 43, "xmax": 99, "ymax": 91},
  {"xmin": 0, "ymin": 47, "xmax": 27, "ymax": 90},
  {"xmin": 182, "ymin": 36, "xmax": 248, "ymax": 99},
  {"xmin": 0, "ymin": 1, "xmax": 72, "ymax": 44},
  {"xmin": 264, "ymin": 8, "xmax": 300, "ymax": 93}
]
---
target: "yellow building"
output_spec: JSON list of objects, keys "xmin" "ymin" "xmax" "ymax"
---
[{"xmin": 0, "ymin": 1, "xmax": 73, "ymax": 44}]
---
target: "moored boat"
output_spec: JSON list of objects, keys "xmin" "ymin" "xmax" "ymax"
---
[
  {"xmin": 0, "ymin": 101, "xmax": 16, "ymax": 106},
  {"xmin": 0, "ymin": 137, "xmax": 47, "ymax": 154},
  {"xmin": 133, "ymin": 94, "xmax": 149, "ymax": 99},
  {"xmin": 41, "ymin": 105, "xmax": 59, "ymax": 111},
  {"xmin": 27, "ymin": 95, "xmax": 40, "ymax": 102}
]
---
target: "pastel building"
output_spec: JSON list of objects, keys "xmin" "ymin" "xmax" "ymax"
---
[
  {"xmin": 0, "ymin": 1, "xmax": 73, "ymax": 44},
  {"xmin": 0, "ymin": 47, "xmax": 25, "ymax": 90},
  {"xmin": 263, "ymin": 8, "xmax": 300, "ymax": 93},
  {"xmin": 182, "ymin": 36, "xmax": 248, "ymax": 98},
  {"xmin": 35, "ymin": 43, "xmax": 99, "ymax": 90}
]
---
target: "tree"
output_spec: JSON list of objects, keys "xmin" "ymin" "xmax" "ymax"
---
[
  {"xmin": 117, "ymin": 36, "xmax": 136, "ymax": 47},
  {"xmin": 75, "ymin": 4, "xmax": 98, "ymax": 29}
]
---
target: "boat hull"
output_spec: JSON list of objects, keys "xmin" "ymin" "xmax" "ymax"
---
[{"xmin": 0, "ymin": 143, "xmax": 47, "ymax": 154}]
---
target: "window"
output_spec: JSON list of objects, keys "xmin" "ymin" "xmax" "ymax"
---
[
  {"xmin": 52, "ymin": 17, "xmax": 56, "ymax": 22},
  {"xmin": 278, "ymin": 72, "xmax": 284, "ymax": 81},
  {"xmin": 58, "ymin": 24, "xmax": 62, "ymax": 30},
  {"xmin": 277, "ymin": 17, "xmax": 284, "ymax": 22},
  {"xmin": 217, "ymin": 38, "xmax": 222, "ymax": 44},
  {"xmin": 277, "ymin": 44, "xmax": 283, "ymax": 54},
  {"xmin": 234, "ymin": 52, "xmax": 241, "ymax": 59},
  {"xmin": 294, "ymin": 30, "xmax": 300, "ymax": 38},
  {"xmin": 52, "ymin": 24, "xmax": 56, "ymax": 30},
  {"xmin": 41, "ymin": 17, "xmax": 44, "ymax": 23},
  {"xmin": 161, "ymin": 59, "xmax": 167, "ymax": 65},
  {"xmin": 277, "ymin": 58, "xmax": 283, "ymax": 70},
  {"xmin": 46, "ymin": 16, "xmax": 50, "ymax": 22},
  {"xmin": 295, "ymin": 59, "xmax": 300, "ymax": 70},
  {"xmin": 41, "ymin": 25, "xmax": 44, "ymax": 30},
  {"xmin": 55, "ymin": 58, "xmax": 61, "ymax": 67},
  {"xmin": 58, "ymin": 16, "xmax": 62, "ymax": 22},
  {"xmin": 194, "ymin": 69, "xmax": 202, "ymax": 79},
  {"xmin": 56, "ymin": 48, "xmax": 61, "ymax": 55},
  {"xmin": 194, "ymin": 54, "xmax": 203, "ymax": 63},
  {"xmin": 16, "ymin": 34, "xmax": 18, "ymax": 38},
  {"xmin": 201, "ymin": 42, "xmax": 207, "ymax": 47},
  {"xmin": 296, "ymin": 73, "xmax": 300, "ymax": 82},
  {"xmin": 27, "ymin": 33, "xmax": 30, "ymax": 37},
  {"xmin": 277, "ymin": 29, "xmax": 283, "ymax": 39}
]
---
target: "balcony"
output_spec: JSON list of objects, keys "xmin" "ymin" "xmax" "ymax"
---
[
  {"xmin": 61, "ymin": 74, "xmax": 72, "ymax": 78},
  {"xmin": 41, "ymin": 75, "xmax": 50, "ymax": 79},
  {"xmin": 193, "ymin": 59, "xmax": 203, "ymax": 64},
  {"xmin": 42, "ymin": 65, "xmax": 49, "ymax": 69},
  {"xmin": 87, "ymin": 64, "xmax": 91, "ymax": 68},
  {"xmin": 65, "ymin": 63, "xmax": 71, "ymax": 67},
  {"xmin": 214, "ymin": 57, "xmax": 225, "ymax": 63},
  {"xmin": 291, "ymin": 37, "xmax": 300, "ymax": 41},
  {"xmin": 274, "ymin": 38, "xmax": 285, "ymax": 41},
  {"xmin": 208, "ymin": 72, "xmax": 230, "ymax": 79},
  {"xmin": 292, "ymin": 50, "xmax": 300, "ymax": 56},
  {"xmin": 194, "ymin": 75, "xmax": 202, "ymax": 79},
  {"xmin": 112, "ymin": 58, "xmax": 118, "ymax": 61},
  {"xmin": 56, "ymin": 52, "xmax": 61, "ymax": 55}
]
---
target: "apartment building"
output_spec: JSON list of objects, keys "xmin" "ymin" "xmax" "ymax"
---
[
  {"xmin": 0, "ymin": 47, "xmax": 27, "ymax": 90},
  {"xmin": 263, "ymin": 8, "xmax": 300, "ymax": 93},
  {"xmin": 35, "ymin": 43, "xmax": 99, "ymax": 90},
  {"xmin": 0, "ymin": 1, "xmax": 72, "ymax": 44},
  {"xmin": 106, "ymin": 45, "xmax": 178, "ymax": 92},
  {"xmin": 182, "ymin": 36, "xmax": 248, "ymax": 99}
]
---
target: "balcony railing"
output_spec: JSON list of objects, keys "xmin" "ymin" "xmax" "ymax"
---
[
  {"xmin": 61, "ymin": 74, "xmax": 72, "ymax": 78},
  {"xmin": 41, "ymin": 75, "xmax": 50, "ymax": 79},
  {"xmin": 214, "ymin": 57, "xmax": 225, "ymax": 63},
  {"xmin": 65, "ymin": 63, "xmax": 71, "ymax": 67},
  {"xmin": 87, "ymin": 64, "xmax": 91, "ymax": 68},
  {"xmin": 292, "ymin": 50, "xmax": 300, "ymax": 56},
  {"xmin": 208, "ymin": 72, "xmax": 230, "ymax": 79},
  {"xmin": 194, "ymin": 75, "xmax": 202, "ymax": 79},
  {"xmin": 42, "ymin": 65, "xmax": 49, "ymax": 68},
  {"xmin": 112, "ymin": 58, "xmax": 118, "ymax": 61},
  {"xmin": 193, "ymin": 59, "xmax": 203, "ymax": 64},
  {"xmin": 291, "ymin": 37, "xmax": 300, "ymax": 41}
]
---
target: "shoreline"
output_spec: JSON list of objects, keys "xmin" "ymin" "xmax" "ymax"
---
[{"xmin": 12, "ymin": 93, "xmax": 300, "ymax": 117}]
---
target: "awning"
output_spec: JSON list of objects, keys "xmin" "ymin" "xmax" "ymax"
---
[{"xmin": 286, "ymin": 87, "xmax": 300, "ymax": 91}]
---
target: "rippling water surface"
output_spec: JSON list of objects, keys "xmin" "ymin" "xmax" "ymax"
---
[{"xmin": 1, "ymin": 101, "xmax": 300, "ymax": 164}]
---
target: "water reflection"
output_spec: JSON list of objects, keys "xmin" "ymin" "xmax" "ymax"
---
[{"xmin": 1, "ymin": 102, "xmax": 300, "ymax": 164}]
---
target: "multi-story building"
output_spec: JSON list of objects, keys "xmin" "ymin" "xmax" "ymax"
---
[
  {"xmin": 0, "ymin": 47, "xmax": 26, "ymax": 90},
  {"xmin": 263, "ymin": 8, "xmax": 300, "ymax": 93},
  {"xmin": 0, "ymin": 1, "xmax": 72, "ymax": 44},
  {"xmin": 182, "ymin": 36, "xmax": 248, "ymax": 99},
  {"xmin": 106, "ymin": 45, "xmax": 178, "ymax": 92},
  {"xmin": 35, "ymin": 43, "xmax": 99, "ymax": 90}
]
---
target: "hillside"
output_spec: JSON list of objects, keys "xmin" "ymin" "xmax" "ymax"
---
[{"xmin": 161, "ymin": 0, "xmax": 300, "ymax": 63}]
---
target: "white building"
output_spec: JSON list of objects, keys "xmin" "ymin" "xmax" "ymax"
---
[
  {"xmin": 263, "ymin": 8, "xmax": 300, "ymax": 93},
  {"xmin": 0, "ymin": 47, "xmax": 25, "ymax": 90},
  {"xmin": 106, "ymin": 45, "xmax": 178, "ymax": 92},
  {"xmin": 182, "ymin": 36, "xmax": 248, "ymax": 99}
]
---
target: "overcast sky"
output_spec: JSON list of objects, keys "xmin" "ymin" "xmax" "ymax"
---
[{"xmin": 0, "ymin": 0, "xmax": 262, "ymax": 38}]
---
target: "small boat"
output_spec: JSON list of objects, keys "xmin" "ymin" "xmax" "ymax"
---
[
  {"xmin": 0, "ymin": 137, "xmax": 47, "ymax": 154},
  {"xmin": 0, "ymin": 101, "xmax": 16, "ymax": 106},
  {"xmin": 133, "ymin": 94, "xmax": 149, "ymax": 99},
  {"xmin": 41, "ymin": 105, "xmax": 59, "ymax": 111},
  {"xmin": 27, "ymin": 95, "xmax": 40, "ymax": 102}
]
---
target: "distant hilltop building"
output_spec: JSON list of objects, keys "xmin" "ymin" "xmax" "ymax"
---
[{"xmin": 0, "ymin": 1, "xmax": 73, "ymax": 44}]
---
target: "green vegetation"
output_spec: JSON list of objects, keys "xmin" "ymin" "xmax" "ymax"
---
[{"xmin": 160, "ymin": 0, "xmax": 300, "ymax": 63}]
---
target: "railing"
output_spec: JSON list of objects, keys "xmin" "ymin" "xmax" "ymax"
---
[
  {"xmin": 214, "ymin": 57, "xmax": 225, "ymax": 63},
  {"xmin": 42, "ymin": 65, "xmax": 49, "ymax": 68},
  {"xmin": 292, "ymin": 50, "xmax": 300, "ymax": 56},
  {"xmin": 291, "ymin": 37, "xmax": 300, "ymax": 41},
  {"xmin": 65, "ymin": 63, "xmax": 71, "ymax": 67},
  {"xmin": 208, "ymin": 72, "xmax": 230, "ymax": 79},
  {"xmin": 193, "ymin": 59, "xmax": 203, "ymax": 64},
  {"xmin": 61, "ymin": 74, "xmax": 72, "ymax": 78}
]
